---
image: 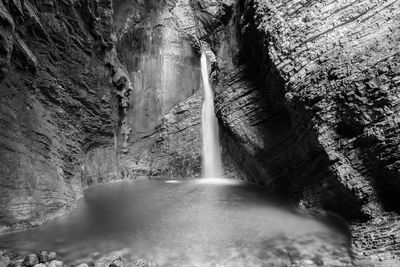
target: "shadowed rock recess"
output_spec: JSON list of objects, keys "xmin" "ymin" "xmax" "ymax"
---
[{"xmin": 0, "ymin": 0, "xmax": 399, "ymax": 264}]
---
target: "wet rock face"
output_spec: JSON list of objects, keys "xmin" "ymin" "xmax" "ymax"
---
[
  {"xmin": 206, "ymin": 0, "xmax": 400, "ymax": 262},
  {"xmin": 103, "ymin": 0, "xmax": 204, "ymax": 179},
  {"xmin": 251, "ymin": 0, "xmax": 400, "ymax": 218},
  {"xmin": 114, "ymin": 0, "xmax": 201, "ymax": 139},
  {"xmin": 119, "ymin": 92, "xmax": 202, "ymax": 179},
  {"xmin": 0, "ymin": 0, "xmax": 399, "ymax": 263},
  {"xmin": 0, "ymin": 0, "xmax": 205, "ymax": 231},
  {"xmin": 0, "ymin": 0, "xmax": 119, "ymax": 231}
]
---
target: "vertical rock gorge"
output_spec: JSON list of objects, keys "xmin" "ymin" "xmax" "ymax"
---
[{"xmin": 0, "ymin": 0, "xmax": 399, "ymax": 264}]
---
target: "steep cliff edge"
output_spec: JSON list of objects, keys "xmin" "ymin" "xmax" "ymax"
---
[
  {"xmin": 0, "ymin": 0, "xmax": 121, "ymax": 231},
  {"xmin": 111, "ymin": 0, "xmax": 203, "ymax": 179},
  {"xmin": 0, "ymin": 0, "xmax": 204, "ymax": 231},
  {"xmin": 200, "ymin": 0, "xmax": 400, "ymax": 263}
]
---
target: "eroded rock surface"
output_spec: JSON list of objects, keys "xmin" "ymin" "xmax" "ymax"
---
[
  {"xmin": 118, "ymin": 92, "xmax": 202, "ymax": 179},
  {"xmin": 82, "ymin": 0, "xmax": 205, "ymax": 181},
  {"xmin": 0, "ymin": 0, "xmax": 119, "ymax": 231},
  {"xmin": 0, "ymin": 0, "xmax": 204, "ymax": 231},
  {"xmin": 114, "ymin": 0, "xmax": 201, "ymax": 140},
  {"xmin": 1, "ymin": 0, "xmax": 400, "ymax": 265},
  {"xmin": 199, "ymin": 0, "xmax": 400, "ymax": 263}
]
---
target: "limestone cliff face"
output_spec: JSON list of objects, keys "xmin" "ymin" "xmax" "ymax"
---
[
  {"xmin": 110, "ymin": 0, "xmax": 203, "ymax": 179},
  {"xmin": 0, "ymin": 0, "xmax": 121, "ymax": 231},
  {"xmin": 0, "ymin": 0, "xmax": 204, "ymax": 231},
  {"xmin": 196, "ymin": 0, "xmax": 400, "ymax": 262},
  {"xmin": 1, "ymin": 0, "xmax": 400, "ymax": 264},
  {"xmin": 114, "ymin": 0, "xmax": 201, "ymax": 139},
  {"xmin": 118, "ymin": 91, "xmax": 202, "ymax": 179}
]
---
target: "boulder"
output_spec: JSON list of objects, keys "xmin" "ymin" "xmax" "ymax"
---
[
  {"xmin": 133, "ymin": 259, "xmax": 156, "ymax": 267},
  {"xmin": 7, "ymin": 261, "xmax": 22, "ymax": 267},
  {"xmin": 37, "ymin": 251, "xmax": 48, "ymax": 263},
  {"xmin": 48, "ymin": 260, "xmax": 63, "ymax": 267},
  {"xmin": 109, "ymin": 259, "xmax": 124, "ymax": 267},
  {"xmin": 94, "ymin": 256, "xmax": 121, "ymax": 267},
  {"xmin": 312, "ymin": 254, "xmax": 324, "ymax": 266},
  {"xmin": 22, "ymin": 254, "xmax": 38, "ymax": 267},
  {"xmin": 47, "ymin": 252, "xmax": 56, "ymax": 262},
  {"xmin": 0, "ymin": 255, "xmax": 10, "ymax": 267}
]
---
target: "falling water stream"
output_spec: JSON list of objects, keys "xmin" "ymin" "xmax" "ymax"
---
[
  {"xmin": 200, "ymin": 51, "xmax": 223, "ymax": 178},
  {"xmin": 0, "ymin": 53, "xmax": 353, "ymax": 267}
]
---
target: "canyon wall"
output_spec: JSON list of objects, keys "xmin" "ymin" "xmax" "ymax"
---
[
  {"xmin": 0, "ymin": 0, "xmax": 204, "ymax": 231},
  {"xmin": 1, "ymin": 0, "xmax": 400, "ymax": 264},
  {"xmin": 118, "ymin": 91, "xmax": 202, "ymax": 179},
  {"xmin": 111, "ymin": 0, "xmax": 203, "ymax": 179},
  {"xmin": 0, "ymin": 0, "xmax": 119, "ymax": 231},
  {"xmin": 194, "ymin": 0, "xmax": 400, "ymax": 263}
]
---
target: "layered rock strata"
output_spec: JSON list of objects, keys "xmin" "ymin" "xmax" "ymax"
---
[
  {"xmin": 0, "ymin": 0, "xmax": 119, "ymax": 231},
  {"xmin": 0, "ymin": 0, "xmax": 204, "ymax": 231},
  {"xmin": 118, "ymin": 92, "xmax": 202, "ymax": 180},
  {"xmin": 196, "ymin": 0, "xmax": 400, "ymax": 263},
  {"xmin": 1, "ymin": 0, "xmax": 400, "ymax": 265},
  {"xmin": 107, "ymin": 0, "xmax": 203, "ymax": 179}
]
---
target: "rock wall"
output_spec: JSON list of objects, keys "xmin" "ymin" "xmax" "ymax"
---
[
  {"xmin": 1, "ymin": 0, "xmax": 400, "ymax": 264},
  {"xmin": 198, "ymin": 0, "xmax": 400, "ymax": 263},
  {"xmin": 0, "ymin": 0, "xmax": 205, "ymax": 232},
  {"xmin": 114, "ymin": 0, "xmax": 201, "ymax": 140},
  {"xmin": 0, "ymin": 0, "xmax": 119, "ymax": 231},
  {"xmin": 100, "ymin": 0, "xmax": 204, "ymax": 179},
  {"xmin": 118, "ymin": 91, "xmax": 202, "ymax": 179}
]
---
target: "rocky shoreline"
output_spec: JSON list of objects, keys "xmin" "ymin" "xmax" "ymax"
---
[
  {"xmin": 0, "ymin": 246, "xmax": 377, "ymax": 267},
  {"xmin": 0, "ymin": 250, "xmax": 157, "ymax": 267},
  {"xmin": 0, "ymin": 234, "xmax": 395, "ymax": 267}
]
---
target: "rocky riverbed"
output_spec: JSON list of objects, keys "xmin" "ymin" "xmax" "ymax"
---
[
  {"xmin": 0, "ymin": 250, "xmax": 158, "ymax": 267},
  {"xmin": 0, "ymin": 244, "xmax": 348, "ymax": 267},
  {"xmin": 0, "ymin": 241, "xmax": 390, "ymax": 267}
]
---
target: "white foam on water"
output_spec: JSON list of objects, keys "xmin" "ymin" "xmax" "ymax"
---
[
  {"xmin": 165, "ymin": 180, "xmax": 180, "ymax": 184},
  {"xmin": 195, "ymin": 177, "xmax": 241, "ymax": 185}
]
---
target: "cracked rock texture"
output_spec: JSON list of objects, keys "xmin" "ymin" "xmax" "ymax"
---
[
  {"xmin": 109, "ymin": 0, "xmax": 203, "ymax": 178},
  {"xmin": 0, "ymin": 0, "xmax": 205, "ymax": 231},
  {"xmin": 1, "ymin": 0, "xmax": 400, "ymax": 265},
  {"xmin": 0, "ymin": 0, "xmax": 120, "ymax": 231},
  {"xmin": 0, "ymin": 0, "xmax": 205, "ymax": 232},
  {"xmin": 196, "ymin": 0, "xmax": 400, "ymax": 263},
  {"xmin": 119, "ymin": 91, "xmax": 202, "ymax": 180},
  {"xmin": 114, "ymin": 0, "xmax": 201, "ymax": 140}
]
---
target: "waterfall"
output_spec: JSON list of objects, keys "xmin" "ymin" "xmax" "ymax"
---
[{"xmin": 200, "ymin": 52, "xmax": 223, "ymax": 178}]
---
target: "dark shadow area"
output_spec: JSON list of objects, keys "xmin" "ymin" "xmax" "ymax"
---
[
  {"xmin": 356, "ymin": 136, "xmax": 400, "ymax": 213},
  {"xmin": 217, "ymin": 0, "xmax": 367, "ymax": 221}
]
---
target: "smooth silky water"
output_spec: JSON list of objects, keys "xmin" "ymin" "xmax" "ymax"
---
[
  {"xmin": 0, "ymin": 53, "xmax": 351, "ymax": 266},
  {"xmin": 0, "ymin": 179, "xmax": 351, "ymax": 266},
  {"xmin": 201, "ymin": 51, "xmax": 223, "ymax": 179}
]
